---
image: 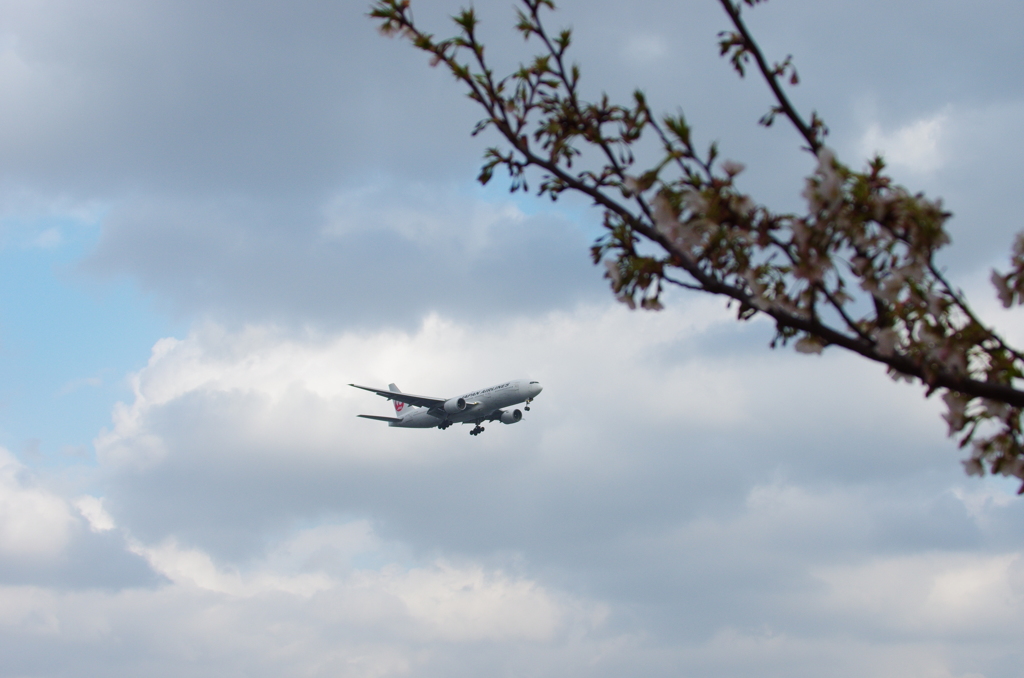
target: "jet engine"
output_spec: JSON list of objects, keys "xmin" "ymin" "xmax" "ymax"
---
[
  {"xmin": 500, "ymin": 409, "xmax": 523, "ymax": 424},
  {"xmin": 444, "ymin": 397, "xmax": 468, "ymax": 414}
]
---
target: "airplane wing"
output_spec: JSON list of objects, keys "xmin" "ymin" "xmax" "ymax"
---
[
  {"xmin": 357, "ymin": 414, "xmax": 402, "ymax": 423},
  {"xmin": 348, "ymin": 384, "xmax": 447, "ymax": 409}
]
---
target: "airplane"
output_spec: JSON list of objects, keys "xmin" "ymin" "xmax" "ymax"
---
[{"xmin": 350, "ymin": 378, "xmax": 543, "ymax": 436}]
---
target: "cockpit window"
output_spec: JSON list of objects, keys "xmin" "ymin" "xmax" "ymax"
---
[{"xmin": 529, "ymin": 381, "xmax": 539, "ymax": 384}]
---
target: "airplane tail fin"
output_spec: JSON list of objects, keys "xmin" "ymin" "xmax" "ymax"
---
[{"xmin": 389, "ymin": 383, "xmax": 411, "ymax": 418}]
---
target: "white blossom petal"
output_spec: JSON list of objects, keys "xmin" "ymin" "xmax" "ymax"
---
[{"xmin": 794, "ymin": 336, "xmax": 824, "ymax": 354}]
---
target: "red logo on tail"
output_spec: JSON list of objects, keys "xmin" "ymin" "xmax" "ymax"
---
[{"xmin": 394, "ymin": 401, "xmax": 405, "ymax": 413}]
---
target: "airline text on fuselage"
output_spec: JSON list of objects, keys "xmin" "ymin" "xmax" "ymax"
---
[{"xmin": 463, "ymin": 382, "xmax": 512, "ymax": 398}]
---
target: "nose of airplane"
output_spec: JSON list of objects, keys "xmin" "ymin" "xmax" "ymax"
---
[{"xmin": 531, "ymin": 382, "xmax": 543, "ymax": 398}]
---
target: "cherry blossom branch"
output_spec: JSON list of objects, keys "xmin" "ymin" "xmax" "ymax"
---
[
  {"xmin": 370, "ymin": 0, "xmax": 1024, "ymax": 489},
  {"xmin": 716, "ymin": 0, "xmax": 824, "ymax": 152}
]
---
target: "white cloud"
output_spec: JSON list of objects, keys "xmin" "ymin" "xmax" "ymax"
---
[
  {"xmin": 96, "ymin": 296, "xmax": 945, "ymax": 470},
  {"xmin": 677, "ymin": 628, "xmax": 985, "ymax": 678},
  {"xmin": 74, "ymin": 495, "xmax": 115, "ymax": 533},
  {"xmin": 0, "ymin": 448, "xmax": 74, "ymax": 558},
  {"xmin": 121, "ymin": 518, "xmax": 595, "ymax": 641},
  {"xmin": 73, "ymin": 299, "xmax": 1013, "ymax": 672},
  {"xmin": 6, "ymin": 293, "xmax": 1020, "ymax": 674},
  {"xmin": 814, "ymin": 552, "xmax": 1024, "ymax": 638},
  {"xmin": 320, "ymin": 182, "xmax": 527, "ymax": 256},
  {"xmin": 0, "ymin": 516, "xmax": 606, "ymax": 676},
  {"xmin": 951, "ymin": 485, "xmax": 1016, "ymax": 525},
  {"xmin": 128, "ymin": 536, "xmax": 334, "ymax": 598},
  {"xmin": 860, "ymin": 111, "xmax": 948, "ymax": 174},
  {"xmin": 91, "ymin": 302, "xmax": 727, "ymax": 481},
  {"xmin": 370, "ymin": 560, "xmax": 574, "ymax": 642}
]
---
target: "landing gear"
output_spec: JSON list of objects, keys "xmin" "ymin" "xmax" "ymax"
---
[
  {"xmin": 470, "ymin": 425, "xmax": 485, "ymax": 436},
  {"xmin": 438, "ymin": 420, "xmax": 452, "ymax": 430},
  {"xmin": 524, "ymin": 398, "xmax": 532, "ymax": 412}
]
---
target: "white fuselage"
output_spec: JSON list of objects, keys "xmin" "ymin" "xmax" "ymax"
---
[{"xmin": 392, "ymin": 378, "xmax": 541, "ymax": 428}]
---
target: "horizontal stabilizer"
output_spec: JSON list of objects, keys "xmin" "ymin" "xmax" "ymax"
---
[{"xmin": 357, "ymin": 414, "xmax": 402, "ymax": 423}]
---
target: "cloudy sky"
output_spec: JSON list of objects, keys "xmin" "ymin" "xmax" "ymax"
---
[{"xmin": 2, "ymin": 1, "xmax": 1023, "ymax": 676}]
